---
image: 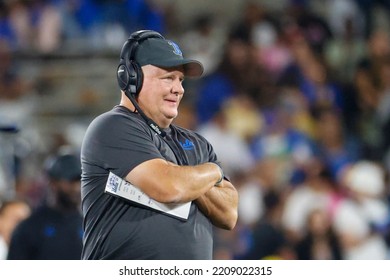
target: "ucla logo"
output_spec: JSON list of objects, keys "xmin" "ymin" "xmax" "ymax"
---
[
  {"xmin": 180, "ymin": 139, "xmax": 194, "ymax": 150},
  {"xmin": 108, "ymin": 175, "xmax": 119, "ymax": 193},
  {"xmin": 167, "ymin": 40, "xmax": 183, "ymax": 57}
]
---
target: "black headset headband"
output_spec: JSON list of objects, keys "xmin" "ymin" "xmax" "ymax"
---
[
  {"xmin": 121, "ymin": 30, "xmax": 165, "ymax": 63},
  {"xmin": 117, "ymin": 30, "xmax": 165, "ymax": 95},
  {"xmin": 117, "ymin": 30, "xmax": 167, "ymax": 137}
]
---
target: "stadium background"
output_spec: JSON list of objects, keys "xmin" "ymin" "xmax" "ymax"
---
[{"xmin": 1, "ymin": 0, "xmax": 390, "ymax": 259}]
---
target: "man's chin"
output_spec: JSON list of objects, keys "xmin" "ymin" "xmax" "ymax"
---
[{"xmin": 164, "ymin": 111, "xmax": 178, "ymax": 120}]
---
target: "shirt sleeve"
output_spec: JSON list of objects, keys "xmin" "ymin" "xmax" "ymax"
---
[{"xmin": 81, "ymin": 111, "xmax": 164, "ymax": 179}]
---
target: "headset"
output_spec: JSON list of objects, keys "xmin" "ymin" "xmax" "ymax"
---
[
  {"xmin": 116, "ymin": 30, "xmax": 167, "ymax": 137},
  {"xmin": 117, "ymin": 30, "xmax": 165, "ymax": 96}
]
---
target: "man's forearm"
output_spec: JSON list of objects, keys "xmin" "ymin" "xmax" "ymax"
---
[
  {"xmin": 195, "ymin": 179, "xmax": 239, "ymax": 230},
  {"xmin": 127, "ymin": 159, "xmax": 223, "ymax": 203}
]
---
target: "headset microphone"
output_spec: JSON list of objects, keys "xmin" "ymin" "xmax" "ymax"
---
[{"xmin": 125, "ymin": 90, "xmax": 166, "ymax": 137}]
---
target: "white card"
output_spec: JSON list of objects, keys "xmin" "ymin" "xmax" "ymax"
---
[{"xmin": 104, "ymin": 172, "xmax": 191, "ymax": 220}]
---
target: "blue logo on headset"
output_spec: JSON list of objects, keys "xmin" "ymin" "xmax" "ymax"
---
[{"xmin": 167, "ymin": 40, "xmax": 183, "ymax": 57}]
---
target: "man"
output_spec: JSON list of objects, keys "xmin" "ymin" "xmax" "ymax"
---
[
  {"xmin": 7, "ymin": 150, "xmax": 83, "ymax": 260},
  {"xmin": 80, "ymin": 30, "xmax": 239, "ymax": 260}
]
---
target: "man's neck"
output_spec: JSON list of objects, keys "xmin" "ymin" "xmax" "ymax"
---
[
  {"xmin": 120, "ymin": 93, "xmax": 173, "ymax": 128},
  {"xmin": 120, "ymin": 94, "xmax": 136, "ymax": 111}
]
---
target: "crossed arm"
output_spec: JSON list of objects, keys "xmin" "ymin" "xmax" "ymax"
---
[
  {"xmin": 126, "ymin": 158, "xmax": 239, "ymax": 230},
  {"xmin": 195, "ymin": 179, "xmax": 238, "ymax": 230}
]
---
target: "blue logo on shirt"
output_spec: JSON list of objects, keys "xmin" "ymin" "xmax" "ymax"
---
[
  {"xmin": 44, "ymin": 225, "xmax": 56, "ymax": 237},
  {"xmin": 180, "ymin": 139, "xmax": 194, "ymax": 150}
]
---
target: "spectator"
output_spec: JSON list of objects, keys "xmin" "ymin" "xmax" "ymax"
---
[
  {"xmin": 7, "ymin": 149, "xmax": 83, "ymax": 260},
  {"xmin": 196, "ymin": 34, "xmax": 267, "ymax": 124},
  {"xmin": 59, "ymin": 0, "xmax": 101, "ymax": 47},
  {"xmin": 284, "ymin": 0, "xmax": 333, "ymax": 55},
  {"xmin": 197, "ymin": 96, "xmax": 257, "ymax": 177},
  {"xmin": 374, "ymin": 55, "xmax": 390, "ymax": 169},
  {"xmin": 353, "ymin": 29, "xmax": 390, "ymax": 160},
  {"xmin": 5, "ymin": 0, "xmax": 62, "ymax": 53},
  {"xmin": 281, "ymin": 158, "xmax": 341, "ymax": 244},
  {"xmin": 324, "ymin": 0, "xmax": 367, "ymax": 76},
  {"xmin": 249, "ymin": 99, "xmax": 317, "ymax": 189},
  {"xmin": 311, "ymin": 105, "xmax": 362, "ymax": 180},
  {"xmin": 333, "ymin": 160, "xmax": 389, "ymax": 259},
  {"xmin": 295, "ymin": 208, "xmax": 343, "ymax": 259},
  {"xmin": 243, "ymin": 190, "xmax": 296, "ymax": 260},
  {"xmin": 299, "ymin": 54, "xmax": 345, "ymax": 112},
  {"xmin": 180, "ymin": 13, "xmax": 226, "ymax": 77},
  {"xmin": 354, "ymin": 0, "xmax": 390, "ymax": 39}
]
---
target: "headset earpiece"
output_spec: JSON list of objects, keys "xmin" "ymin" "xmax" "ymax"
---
[
  {"xmin": 116, "ymin": 63, "xmax": 129, "ymax": 91},
  {"xmin": 117, "ymin": 30, "xmax": 165, "ymax": 96},
  {"xmin": 117, "ymin": 60, "xmax": 142, "ymax": 95}
]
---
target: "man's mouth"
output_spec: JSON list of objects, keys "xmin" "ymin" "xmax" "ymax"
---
[{"xmin": 165, "ymin": 98, "xmax": 178, "ymax": 104}]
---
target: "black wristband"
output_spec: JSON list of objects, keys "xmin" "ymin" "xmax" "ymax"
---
[{"xmin": 212, "ymin": 163, "xmax": 224, "ymax": 187}]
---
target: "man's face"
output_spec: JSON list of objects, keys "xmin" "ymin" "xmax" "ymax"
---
[
  {"xmin": 54, "ymin": 179, "xmax": 81, "ymax": 210},
  {"xmin": 138, "ymin": 64, "xmax": 185, "ymax": 128}
]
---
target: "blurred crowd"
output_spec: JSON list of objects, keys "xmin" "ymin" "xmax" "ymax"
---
[
  {"xmin": 0, "ymin": 0, "xmax": 167, "ymax": 52},
  {"xmin": 1, "ymin": 0, "xmax": 390, "ymax": 260}
]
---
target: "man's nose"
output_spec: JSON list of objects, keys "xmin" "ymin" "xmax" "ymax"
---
[{"xmin": 172, "ymin": 80, "xmax": 184, "ymax": 95}]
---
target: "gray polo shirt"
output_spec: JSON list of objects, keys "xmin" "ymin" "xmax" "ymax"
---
[{"xmin": 80, "ymin": 105, "xmax": 219, "ymax": 259}]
